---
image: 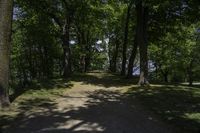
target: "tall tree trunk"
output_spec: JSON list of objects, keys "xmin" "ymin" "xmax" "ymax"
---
[
  {"xmin": 121, "ymin": 3, "xmax": 132, "ymax": 75},
  {"xmin": 84, "ymin": 55, "xmax": 90, "ymax": 72},
  {"xmin": 163, "ymin": 71, "xmax": 169, "ymax": 83},
  {"xmin": 28, "ymin": 46, "xmax": 35, "ymax": 80},
  {"xmin": 62, "ymin": 18, "xmax": 72, "ymax": 78},
  {"xmin": 188, "ymin": 61, "xmax": 194, "ymax": 86},
  {"xmin": 127, "ymin": 37, "xmax": 138, "ymax": 78},
  {"xmin": 0, "ymin": 0, "xmax": 13, "ymax": 107},
  {"xmin": 110, "ymin": 39, "xmax": 120, "ymax": 73},
  {"xmin": 137, "ymin": 1, "xmax": 149, "ymax": 85},
  {"xmin": 160, "ymin": 68, "xmax": 169, "ymax": 83},
  {"xmin": 188, "ymin": 70, "xmax": 193, "ymax": 86},
  {"xmin": 84, "ymin": 43, "xmax": 91, "ymax": 72},
  {"xmin": 155, "ymin": 63, "xmax": 158, "ymax": 80},
  {"xmin": 84, "ymin": 31, "xmax": 91, "ymax": 72},
  {"xmin": 80, "ymin": 31, "xmax": 85, "ymax": 72},
  {"xmin": 79, "ymin": 30, "xmax": 90, "ymax": 73}
]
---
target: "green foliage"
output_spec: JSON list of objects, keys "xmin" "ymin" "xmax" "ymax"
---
[
  {"xmin": 149, "ymin": 23, "xmax": 200, "ymax": 83},
  {"xmin": 11, "ymin": 3, "xmax": 62, "ymax": 85},
  {"xmin": 11, "ymin": 0, "xmax": 200, "ymax": 86}
]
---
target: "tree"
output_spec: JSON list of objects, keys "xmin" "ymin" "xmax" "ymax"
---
[
  {"xmin": 6, "ymin": 0, "xmax": 200, "ymax": 96},
  {"xmin": 73, "ymin": 0, "xmax": 103, "ymax": 72},
  {"xmin": 127, "ymin": 36, "xmax": 138, "ymax": 78},
  {"xmin": 136, "ymin": 1, "xmax": 149, "ymax": 85},
  {"xmin": 0, "ymin": 0, "xmax": 13, "ymax": 107},
  {"xmin": 11, "ymin": 7, "xmax": 61, "ymax": 83},
  {"xmin": 16, "ymin": 0, "xmax": 74, "ymax": 78},
  {"xmin": 121, "ymin": 2, "xmax": 133, "ymax": 75}
]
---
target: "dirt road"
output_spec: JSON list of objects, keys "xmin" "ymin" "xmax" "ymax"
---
[{"xmin": 2, "ymin": 73, "xmax": 174, "ymax": 133}]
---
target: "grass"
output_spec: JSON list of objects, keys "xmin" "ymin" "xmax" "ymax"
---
[
  {"xmin": 126, "ymin": 84, "xmax": 200, "ymax": 133},
  {"xmin": 0, "ymin": 78, "xmax": 73, "ymax": 130}
]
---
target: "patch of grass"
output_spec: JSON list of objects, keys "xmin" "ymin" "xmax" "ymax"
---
[
  {"xmin": 13, "ymin": 78, "xmax": 73, "ymax": 104},
  {"xmin": 10, "ymin": 78, "xmax": 73, "ymax": 101},
  {"xmin": 0, "ymin": 78, "xmax": 73, "ymax": 130},
  {"xmin": 126, "ymin": 84, "xmax": 200, "ymax": 133}
]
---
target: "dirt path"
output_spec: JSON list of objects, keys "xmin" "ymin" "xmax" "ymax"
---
[{"xmin": 2, "ymin": 73, "xmax": 174, "ymax": 133}]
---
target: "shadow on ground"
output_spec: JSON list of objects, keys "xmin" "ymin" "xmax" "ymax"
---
[
  {"xmin": 10, "ymin": 72, "xmax": 133, "ymax": 103},
  {"xmin": 2, "ymin": 91, "xmax": 127, "ymax": 133},
  {"xmin": 71, "ymin": 72, "xmax": 138, "ymax": 88},
  {"xmin": 126, "ymin": 85, "xmax": 200, "ymax": 133},
  {"xmin": 1, "ymin": 89, "xmax": 172, "ymax": 133},
  {"xmin": 10, "ymin": 78, "xmax": 73, "ymax": 102},
  {"xmin": 2, "ymin": 72, "xmax": 198, "ymax": 133}
]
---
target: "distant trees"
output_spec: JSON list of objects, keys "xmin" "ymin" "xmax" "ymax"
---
[
  {"xmin": 14, "ymin": 0, "xmax": 109, "ymax": 77},
  {"xmin": 15, "ymin": 0, "xmax": 75, "ymax": 79},
  {"xmin": 0, "ymin": 0, "xmax": 13, "ymax": 107},
  {"xmin": 106, "ymin": 2, "xmax": 124, "ymax": 73},
  {"xmin": 147, "ymin": 0, "xmax": 200, "ymax": 85},
  {"xmin": 149, "ymin": 24, "xmax": 200, "ymax": 85},
  {"xmin": 11, "ymin": 9, "xmax": 60, "ymax": 83}
]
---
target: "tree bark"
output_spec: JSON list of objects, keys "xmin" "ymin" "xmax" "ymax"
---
[
  {"xmin": 137, "ymin": 1, "xmax": 149, "ymax": 86},
  {"xmin": 78, "ymin": 30, "xmax": 91, "ymax": 73},
  {"xmin": 0, "ymin": 0, "xmax": 13, "ymax": 107},
  {"xmin": 84, "ymin": 31, "xmax": 91, "ymax": 72},
  {"xmin": 121, "ymin": 3, "xmax": 132, "ymax": 75},
  {"xmin": 188, "ymin": 70, "xmax": 193, "ymax": 86},
  {"xmin": 163, "ymin": 72, "xmax": 169, "ymax": 83},
  {"xmin": 62, "ymin": 17, "xmax": 72, "ymax": 78},
  {"xmin": 187, "ymin": 61, "xmax": 194, "ymax": 86},
  {"xmin": 110, "ymin": 39, "xmax": 120, "ymax": 73},
  {"xmin": 84, "ymin": 56, "xmax": 90, "ymax": 72},
  {"xmin": 127, "ymin": 37, "xmax": 138, "ymax": 78},
  {"xmin": 84, "ymin": 43, "xmax": 91, "ymax": 72}
]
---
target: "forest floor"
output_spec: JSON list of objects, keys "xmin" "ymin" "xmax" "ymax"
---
[{"xmin": 0, "ymin": 72, "xmax": 199, "ymax": 133}]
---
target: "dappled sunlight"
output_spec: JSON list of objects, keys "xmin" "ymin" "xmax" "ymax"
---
[
  {"xmin": 70, "ymin": 72, "xmax": 138, "ymax": 88},
  {"xmin": 1, "ymin": 78, "xmax": 174, "ymax": 133},
  {"xmin": 9, "ymin": 78, "xmax": 74, "ymax": 103},
  {"xmin": 1, "ymin": 0, "xmax": 200, "ymax": 132},
  {"xmin": 1, "ymin": 73, "xmax": 198, "ymax": 133},
  {"xmin": 126, "ymin": 85, "xmax": 200, "ymax": 133},
  {"xmin": 184, "ymin": 113, "xmax": 200, "ymax": 122}
]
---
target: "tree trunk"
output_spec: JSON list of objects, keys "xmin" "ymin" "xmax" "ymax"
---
[
  {"xmin": 0, "ymin": 0, "xmax": 13, "ymax": 108},
  {"xmin": 160, "ymin": 69, "xmax": 169, "ymax": 83},
  {"xmin": 121, "ymin": 3, "xmax": 132, "ymax": 75},
  {"xmin": 80, "ymin": 56, "xmax": 84, "ymax": 72},
  {"xmin": 188, "ymin": 71, "xmax": 193, "ymax": 86},
  {"xmin": 84, "ymin": 31, "xmax": 91, "ymax": 72},
  {"xmin": 111, "ymin": 39, "xmax": 120, "ymax": 73},
  {"xmin": 137, "ymin": 1, "xmax": 149, "ymax": 86},
  {"xmin": 62, "ymin": 18, "xmax": 72, "ymax": 78},
  {"xmin": 84, "ymin": 42, "xmax": 91, "ymax": 72},
  {"xmin": 188, "ymin": 61, "xmax": 194, "ymax": 86},
  {"xmin": 127, "ymin": 37, "xmax": 138, "ymax": 78},
  {"xmin": 28, "ymin": 46, "xmax": 35, "ymax": 80},
  {"xmin": 163, "ymin": 72, "xmax": 169, "ymax": 83},
  {"xmin": 155, "ymin": 63, "xmax": 158, "ymax": 80},
  {"xmin": 84, "ymin": 55, "xmax": 90, "ymax": 72}
]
